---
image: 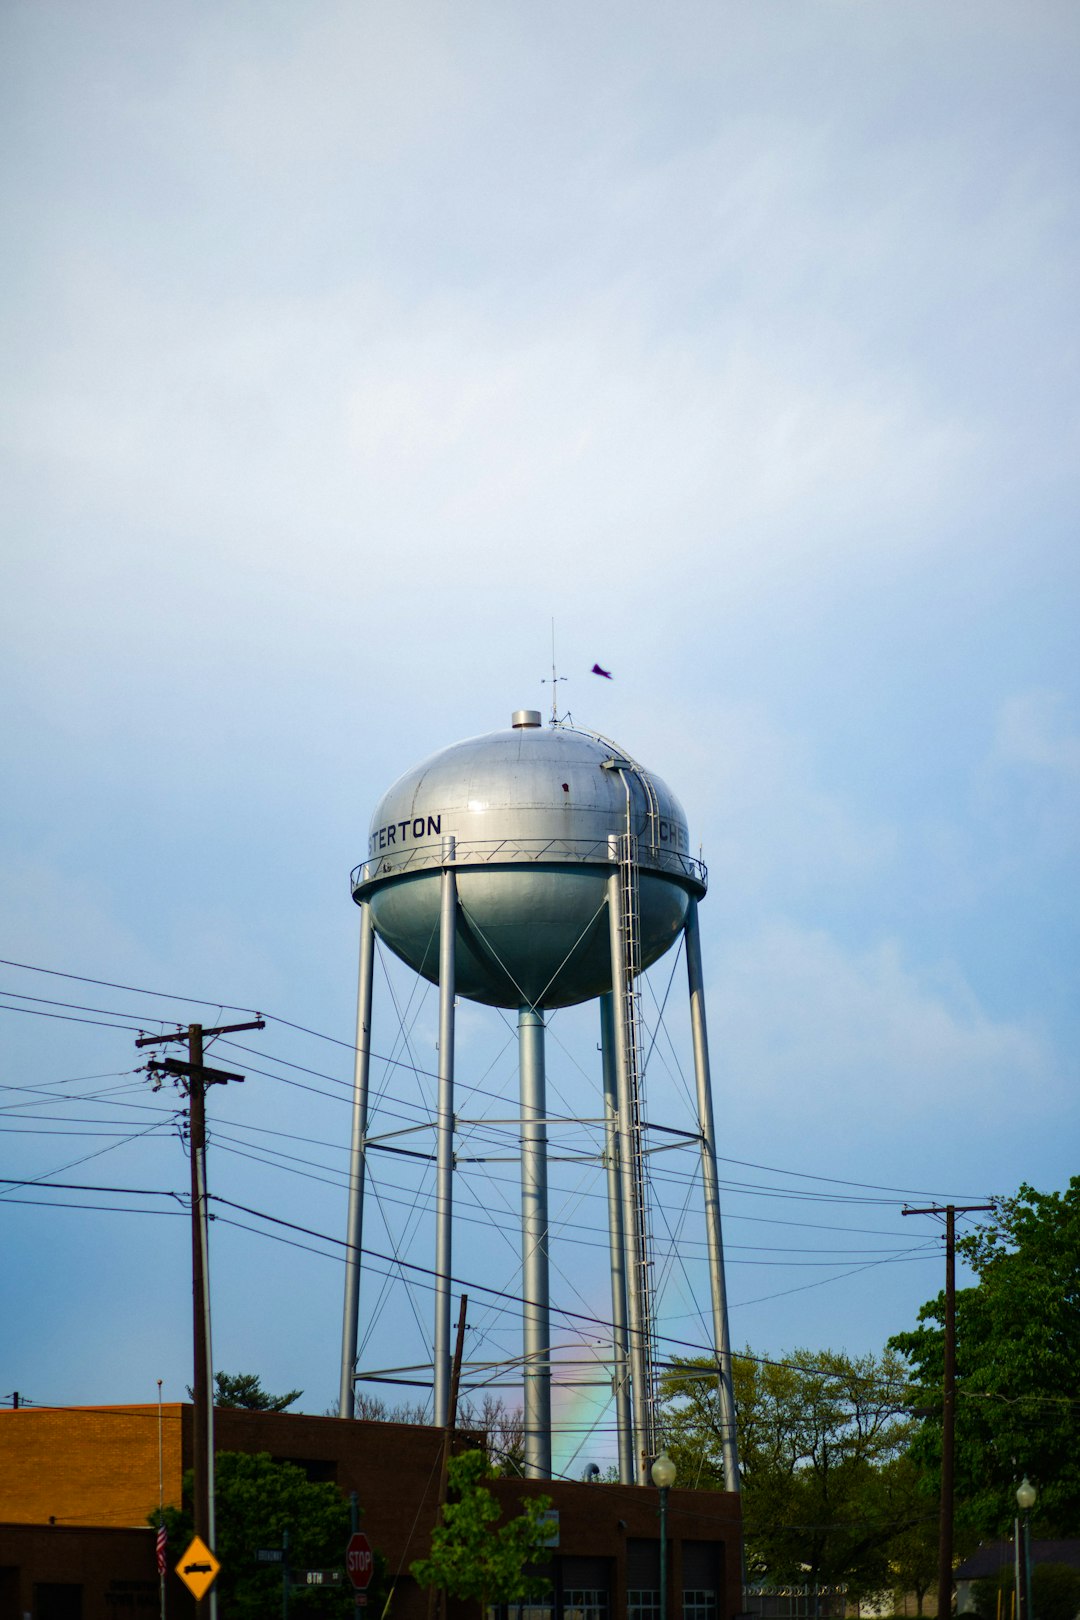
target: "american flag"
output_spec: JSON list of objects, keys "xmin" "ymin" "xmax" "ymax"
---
[{"xmin": 156, "ymin": 1523, "xmax": 167, "ymax": 1576}]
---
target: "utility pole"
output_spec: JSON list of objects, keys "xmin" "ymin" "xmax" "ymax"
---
[
  {"xmin": 427, "ymin": 1294, "xmax": 468, "ymax": 1620},
  {"xmin": 903, "ymin": 1201, "xmax": 994, "ymax": 1620},
  {"xmin": 137, "ymin": 1018, "xmax": 264, "ymax": 1612}
]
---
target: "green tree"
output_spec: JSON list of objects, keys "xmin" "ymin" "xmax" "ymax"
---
[
  {"xmin": 410, "ymin": 1448, "xmax": 553, "ymax": 1611},
  {"xmin": 661, "ymin": 1347, "xmax": 923, "ymax": 1598},
  {"xmin": 189, "ymin": 1370, "xmax": 303, "ymax": 1411},
  {"xmin": 156, "ymin": 1451, "xmax": 384, "ymax": 1618},
  {"xmin": 889, "ymin": 1179, "xmax": 1080, "ymax": 1537},
  {"xmin": 882, "ymin": 1457, "xmax": 939, "ymax": 1616}
]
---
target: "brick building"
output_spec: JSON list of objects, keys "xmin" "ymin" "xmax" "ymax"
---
[{"xmin": 0, "ymin": 1404, "xmax": 742, "ymax": 1620}]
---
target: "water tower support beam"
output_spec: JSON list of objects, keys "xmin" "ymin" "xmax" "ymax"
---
[
  {"xmin": 433, "ymin": 849, "xmax": 458, "ymax": 1429},
  {"xmin": 685, "ymin": 899, "xmax": 741, "ymax": 1494},
  {"xmin": 519, "ymin": 1005, "xmax": 552, "ymax": 1478},
  {"xmin": 339, "ymin": 901, "xmax": 376, "ymax": 1419},
  {"xmin": 600, "ymin": 992, "xmax": 634, "ymax": 1485}
]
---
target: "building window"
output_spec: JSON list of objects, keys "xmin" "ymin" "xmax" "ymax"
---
[
  {"xmin": 683, "ymin": 1591, "xmax": 718, "ymax": 1620},
  {"xmin": 33, "ymin": 1587, "xmax": 83, "ymax": 1620},
  {"xmin": 628, "ymin": 1592, "xmax": 661, "ymax": 1620},
  {"xmin": 561, "ymin": 1592, "xmax": 607, "ymax": 1620}
]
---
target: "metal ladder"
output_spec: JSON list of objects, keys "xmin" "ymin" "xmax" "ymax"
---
[
  {"xmin": 635, "ymin": 764, "xmax": 662, "ymax": 856},
  {"xmin": 615, "ymin": 824, "xmax": 659, "ymax": 1464}
]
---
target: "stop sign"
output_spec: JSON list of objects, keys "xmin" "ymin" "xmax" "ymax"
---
[{"xmin": 346, "ymin": 1531, "xmax": 373, "ymax": 1591}]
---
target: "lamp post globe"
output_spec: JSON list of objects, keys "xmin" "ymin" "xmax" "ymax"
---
[{"xmin": 1017, "ymin": 1478, "xmax": 1037, "ymax": 1512}]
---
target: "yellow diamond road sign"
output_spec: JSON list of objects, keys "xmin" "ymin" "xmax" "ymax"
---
[{"xmin": 176, "ymin": 1535, "xmax": 221, "ymax": 1600}]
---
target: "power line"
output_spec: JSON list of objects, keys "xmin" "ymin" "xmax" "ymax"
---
[
  {"xmin": 2, "ymin": 950, "xmax": 999, "ymax": 1429},
  {"xmin": 712, "ymin": 1154, "xmax": 993, "ymax": 1203},
  {"xmin": 199, "ymin": 1123, "xmax": 940, "ymax": 1264},
  {"xmin": 0, "ymin": 1177, "xmax": 185, "ymax": 1196},
  {"xmin": 0, "ymin": 1170, "xmax": 997, "ymax": 1400},
  {"xmin": 0, "ymin": 958, "xmax": 259, "ymax": 1016},
  {"xmin": 0, "ymin": 954, "xmax": 1001, "ymax": 1207},
  {"xmin": 2, "ymin": 1197, "xmax": 186, "ymax": 1215},
  {"xmin": 0, "ymin": 988, "xmax": 188, "ymax": 1026},
  {"xmin": 0, "ymin": 1003, "xmax": 147, "ymax": 1033},
  {"xmin": 0, "ymin": 1069, "xmax": 141, "ymax": 1091},
  {"xmin": 204, "ymin": 1191, "xmax": 941, "ymax": 1378},
  {"xmin": 3, "ymin": 957, "xmax": 982, "ymax": 1196},
  {"xmin": 0, "ymin": 1120, "xmax": 180, "ymax": 1198}
]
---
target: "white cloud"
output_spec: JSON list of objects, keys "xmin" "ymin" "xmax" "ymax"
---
[
  {"xmin": 1, "ymin": 268, "xmax": 976, "ymax": 629},
  {"xmin": 981, "ymin": 691, "xmax": 1080, "ymax": 860},
  {"xmin": 153, "ymin": 7, "xmax": 466, "ymax": 177},
  {"xmin": 995, "ymin": 691, "xmax": 1080, "ymax": 780},
  {"xmin": 709, "ymin": 920, "xmax": 1053, "ymax": 1125},
  {"xmin": 626, "ymin": 701, "xmax": 898, "ymax": 911}
]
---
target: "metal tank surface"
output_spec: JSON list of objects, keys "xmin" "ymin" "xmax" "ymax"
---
[{"xmin": 350, "ymin": 709, "xmax": 707, "ymax": 1009}]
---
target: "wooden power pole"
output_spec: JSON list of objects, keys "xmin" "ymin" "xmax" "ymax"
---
[
  {"xmin": 903, "ymin": 1201, "xmax": 994, "ymax": 1620},
  {"xmin": 427, "ymin": 1294, "xmax": 469, "ymax": 1620},
  {"xmin": 137, "ymin": 1018, "xmax": 264, "ymax": 1606}
]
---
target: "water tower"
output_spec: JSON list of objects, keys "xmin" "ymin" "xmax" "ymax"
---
[{"xmin": 338, "ymin": 709, "xmax": 740, "ymax": 1489}]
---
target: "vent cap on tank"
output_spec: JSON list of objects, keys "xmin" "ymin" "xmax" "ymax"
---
[{"xmin": 512, "ymin": 709, "xmax": 542, "ymax": 728}]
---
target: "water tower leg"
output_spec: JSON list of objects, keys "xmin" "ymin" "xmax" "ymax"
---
[
  {"xmin": 433, "ymin": 857, "xmax": 458, "ymax": 1429},
  {"xmin": 607, "ymin": 871, "xmax": 651, "ymax": 1484},
  {"xmin": 519, "ymin": 1006, "xmax": 552, "ymax": 1478},
  {"xmin": 600, "ymin": 992, "xmax": 634, "ymax": 1485},
  {"xmin": 339, "ymin": 901, "xmax": 376, "ymax": 1419},
  {"xmin": 684, "ymin": 899, "xmax": 741, "ymax": 1493}
]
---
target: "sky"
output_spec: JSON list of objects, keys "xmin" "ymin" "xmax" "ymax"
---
[{"xmin": 1, "ymin": 1, "xmax": 1078, "ymax": 1483}]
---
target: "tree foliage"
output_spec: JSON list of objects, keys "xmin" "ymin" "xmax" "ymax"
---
[
  {"xmin": 208, "ymin": 1370, "xmax": 304, "ymax": 1411},
  {"xmin": 350, "ymin": 1391, "xmax": 526, "ymax": 1476},
  {"xmin": 459, "ymin": 1395, "xmax": 526, "ymax": 1477},
  {"xmin": 880, "ymin": 1456, "xmax": 940, "ymax": 1616},
  {"xmin": 661, "ymin": 1347, "xmax": 929, "ymax": 1598},
  {"xmin": 889, "ymin": 1179, "xmax": 1080, "ymax": 1536},
  {"xmin": 410, "ymin": 1448, "xmax": 553, "ymax": 1609},
  {"xmin": 351, "ymin": 1392, "xmax": 429, "ymax": 1423},
  {"xmin": 155, "ymin": 1451, "xmax": 382, "ymax": 1618}
]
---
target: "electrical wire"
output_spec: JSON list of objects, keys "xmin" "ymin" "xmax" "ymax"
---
[
  {"xmin": 0, "ymin": 988, "xmax": 186, "ymax": 1026},
  {"xmin": 4, "ymin": 957, "xmax": 992, "ymax": 1201},
  {"xmin": 2, "ymin": 948, "xmax": 1000, "ymax": 1455},
  {"xmin": 0, "ymin": 1170, "xmax": 963, "ymax": 1404},
  {"xmin": 204, "ymin": 1190, "xmax": 943, "ymax": 1377},
  {"xmin": 0, "ymin": 958, "xmax": 259, "ymax": 1015},
  {"xmin": 0, "ymin": 1120, "xmax": 181, "ymax": 1199}
]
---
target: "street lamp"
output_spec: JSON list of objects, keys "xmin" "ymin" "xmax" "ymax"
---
[
  {"xmin": 652, "ymin": 1452, "xmax": 677, "ymax": 1620},
  {"xmin": 1016, "ymin": 1479, "xmax": 1036, "ymax": 1620}
]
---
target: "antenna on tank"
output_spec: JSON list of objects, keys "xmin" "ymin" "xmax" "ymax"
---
[{"xmin": 542, "ymin": 617, "xmax": 567, "ymax": 726}]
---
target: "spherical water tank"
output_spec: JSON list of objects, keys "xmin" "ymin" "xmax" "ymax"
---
[{"xmin": 351, "ymin": 713, "xmax": 706, "ymax": 1010}]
